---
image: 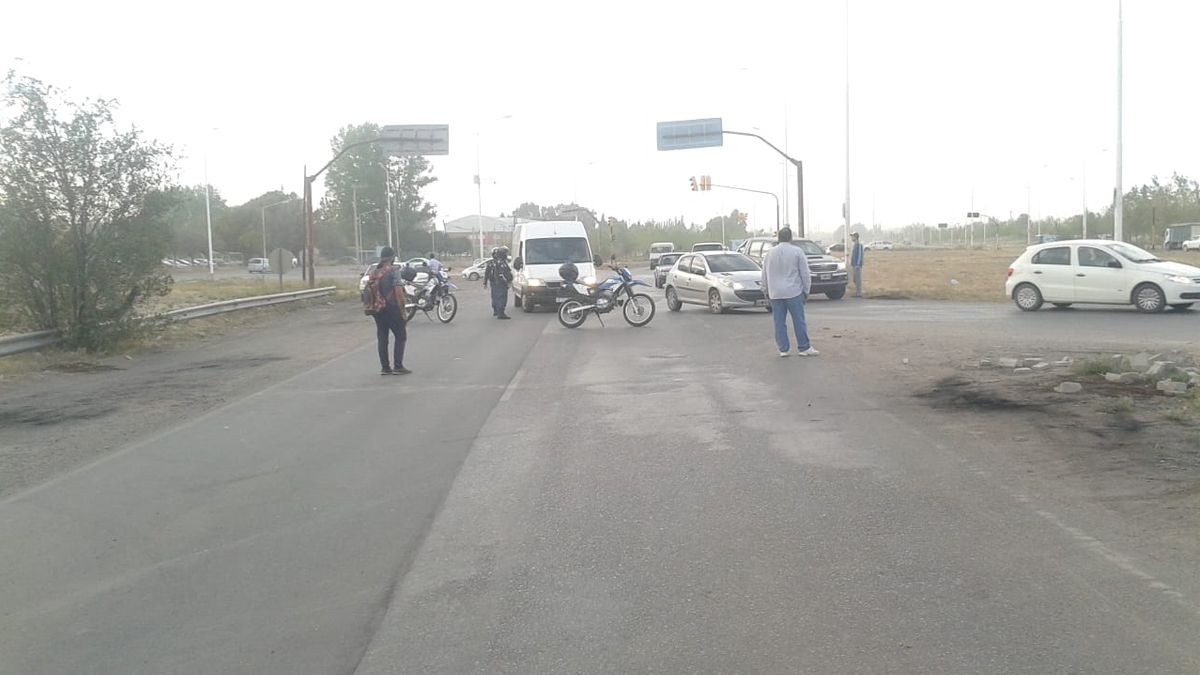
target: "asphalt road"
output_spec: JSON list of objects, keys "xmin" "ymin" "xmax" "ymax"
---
[{"xmin": 1, "ymin": 292, "xmax": 1198, "ymax": 674}]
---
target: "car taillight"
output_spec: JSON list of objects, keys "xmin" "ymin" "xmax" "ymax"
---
[{"xmin": 1007, "ymin": 267, "xmax": 1014, "ymax": 277}]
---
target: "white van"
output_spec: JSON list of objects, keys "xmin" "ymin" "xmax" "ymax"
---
[
  {"xmin": 649, "ymin": 242, "xmax": 675, "ymax": 268},
  {"xmin": 511, "ymin": 221, "xmax": 596, "ymax": 311}
]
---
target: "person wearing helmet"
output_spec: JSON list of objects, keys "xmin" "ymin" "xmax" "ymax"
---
[
  {"xmin": 483, "ymin": 246, "xmax": 513, "ymax": 319},
  {"xmin": 369, "ymin": 247, "xmax": 411, "ymax": 375}
]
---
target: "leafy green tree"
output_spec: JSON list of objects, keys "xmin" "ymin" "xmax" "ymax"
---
[
  {"xmin": 0, "ymin": 72, "xmax": 174, "ymax": 349},
  {"xmin": 323, "ymin": 123, "xmax": 438, "ymax": 256}
]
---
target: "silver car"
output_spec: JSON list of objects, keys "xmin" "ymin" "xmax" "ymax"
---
[{"xmin": 664, "ymin": 251, "xmax": 770, "ymax": 314}]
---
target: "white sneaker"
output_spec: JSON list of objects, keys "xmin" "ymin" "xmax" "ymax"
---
[
  {"xmin": 797, "ymin": 347, "xmax": 820, "ymax": 356},
  {"xmin": 779, "ymin": 351, "xmax": 790, "ymax": 357}
]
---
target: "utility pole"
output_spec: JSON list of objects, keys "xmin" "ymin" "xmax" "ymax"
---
[{"xmin": 1114, "ymin": 0, "xmax": 1125, "ymax": 242}]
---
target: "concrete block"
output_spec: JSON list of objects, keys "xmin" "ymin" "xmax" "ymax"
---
[
  {"xmin": 979, "ymin": 359, "xmax": 993, "ymax": 368},
  {"xmin": 1032, "ymin": 362, "xmax": 1051, "ymax": 371},
  {"xmin": 1157, "ymin": 380, "xmax": 1189, "ymax": 395},
  {"xmin": 1054, "ymin": 357, "xmax": 1074, "ymax": 368},
  {"xmin": 1024, "ymin": 358, "xmax": 1044, "ymax": 367},
  {"xmin": 1104, "ymin": 372, "xmax": 1123, "ymax": 383},
  {"xmin": 1130, "ymin": 352, "xmax": 1154, "ymax": 370},
  {"xmin": 1013, "ymin": 367, "xmax": 1033, "ymax": 374},
  {"xmin": 1055, "ymin": 382, "xmax": 1083, "ymax": 394},
  {"xmin": 997, "ymin": 357, "xmax": 1020, "ymax": 368},
  {"xmin": 1146, "ymin": 361, "xmax": 1176, "ymax": 378}
]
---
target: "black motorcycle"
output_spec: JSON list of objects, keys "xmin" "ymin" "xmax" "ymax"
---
[
  {"xmin": 556, "ymin": 258, "xmax": 655, "ymax": 329},
  {"xmin": 404, "ymin": 269, "xmax": 458, "ymax": 323}
]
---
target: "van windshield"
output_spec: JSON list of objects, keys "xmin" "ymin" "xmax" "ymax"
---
[
  {"xmin": 650, "ymin": 244, "xmax": 674, "ymax": 254},
  {"xmin": 525, "ymin": 237, "xmax": 592, "ymax": 265}
]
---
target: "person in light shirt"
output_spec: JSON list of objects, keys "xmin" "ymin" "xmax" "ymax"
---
[{"xmin": 761, "ymin": 227, "xmax": 818, "ymax": 357}]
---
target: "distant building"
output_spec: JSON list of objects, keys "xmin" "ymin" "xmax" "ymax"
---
[{"xmin": 443, "ymin": 215, "xmax": 533, "ymax": 252}]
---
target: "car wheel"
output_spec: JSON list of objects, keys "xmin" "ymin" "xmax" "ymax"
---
[
  {"xmin": 1051, "ymin": 303, "xmax": 1072, "ymax": 309},
  {"xmin": 1170, "ymin": 303, "xmax": 1194, "ymax": 311},
  {"xmin": 1132, "ymin": 283, "xmax": 1166, "ymax": 313},
  {"xmin": 1013, "ymin": 283, "xmax": 1043, "ymax": 311},
  {"xmin": 467, "ymin": 272, "xmax": 479, "ymax": 281},
  {"xmin": 708, "ymin": 289, "xmax": 724, "ymax": 314},
  {"xmin": 522, "ymin": 294, "xmax": 536, "ymax": 312},
  {"xmin": 665, "ymin": 286, "xmax": 682, "ymax": 312},
  {"xmin": 825, "ymin": 287, "xmax": 846, "ymax": 300}
]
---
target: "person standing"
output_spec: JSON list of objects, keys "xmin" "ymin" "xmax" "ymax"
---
[
  {"xmin": 483, "ymin": 246, "xmax": 513, "ymax": 319},
  {"xmin": 850, "ymin": 232, "xmax": 865, "ymax": 298},
  {"xmin": 762, "ymin": 228, "xmax": 818, "ymax": 357},
  {"xmin": 370, "ymin": 247, "xmax": 411, "ymax": 375}
]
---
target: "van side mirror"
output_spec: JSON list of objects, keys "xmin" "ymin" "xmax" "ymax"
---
[
  {"xmin": 593, "ymin": 254, "xmax": 603, "ymax": 267},
  {"xmin": 512, "ymin": 256, "xmax": 523, "ymax": 271}
]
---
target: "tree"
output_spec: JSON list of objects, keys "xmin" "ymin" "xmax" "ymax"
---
[
  {"xmin": 323, "ymin": 123, "xmax": 438, "ymax": 257},
  {"xmin": 0, "ymin": 72, "xmax": 175, "ymax": 349}
]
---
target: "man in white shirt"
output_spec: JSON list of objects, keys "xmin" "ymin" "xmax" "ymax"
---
[{"xmin": 761, "ymin": 228, "xmax": 818, "ymax": 357}]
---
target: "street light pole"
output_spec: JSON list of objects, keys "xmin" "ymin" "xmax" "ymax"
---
[
  {"xmin": 352, "ymin": 185, "xmax": 362, "ymax": 265},
  {"xmin": 1114, "ymin": 0, "xmax": 1125, "ymax": 242},
  {"xmin": 710, "ymin": 183, "xmax": 781, "ymax": 231},
  {"xmin": 260, "ymin": 199, "xmax": 292, "ymax": 261}
]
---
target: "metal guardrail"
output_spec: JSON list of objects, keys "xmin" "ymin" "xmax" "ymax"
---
[{"xmin": 0, "ymin": 286, "xmax": 338, "ymax": 358}]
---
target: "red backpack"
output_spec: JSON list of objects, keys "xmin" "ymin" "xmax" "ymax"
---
[{"xmin": 361, "ymin": 266, "xmax": 391, "ymax": 315}]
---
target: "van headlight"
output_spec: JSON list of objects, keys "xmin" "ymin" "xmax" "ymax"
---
[
  {"xmin": 527, "ymin": 278, "xmax": 546, "ymax": 287},
  {"xmin": 1164, "ymin": 274, "xmax": 1196, "ymax": 284},
  {"xmin": 581, "ymin": 276, "xmax": 597, "ymax": 286}
]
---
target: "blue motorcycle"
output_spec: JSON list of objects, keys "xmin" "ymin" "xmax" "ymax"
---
[{"xmin": 557, "ymin": 263, "xmax": 656, "ymax": 329}]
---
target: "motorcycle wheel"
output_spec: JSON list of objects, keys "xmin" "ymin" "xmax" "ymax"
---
[
  {"xmin": 436, "ymin": 294, "xmax": 458, "ymax": 323},
  {"xmin": 558, "ymin": 299, "xmax": 588, "ymax": 329},
  {"xmin": 405, "ymin": 303, "xmax": 418, "ymax": 322},
  {"xmin": 622, "ymin": 293, "xmax": 656, "ymax": 327}
]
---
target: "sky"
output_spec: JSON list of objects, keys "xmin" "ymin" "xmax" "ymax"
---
[{"xmin": 5, "ymin": 0, "xmax": 1200, "ymax": 239}]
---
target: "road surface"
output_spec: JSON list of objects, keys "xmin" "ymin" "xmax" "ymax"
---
[{"xmin": 0, "ymin": 292, "xmax": 1197, "ymax": 674}]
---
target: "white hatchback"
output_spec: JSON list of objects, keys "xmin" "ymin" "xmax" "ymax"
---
[{"xmin": 1004, "ymin": 240, "xmax": 1200, "ymax": 313}]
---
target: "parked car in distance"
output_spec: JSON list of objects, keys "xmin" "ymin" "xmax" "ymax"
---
[
  {"xmin": 664, "ymin": 251, "xmax": 769, "ymax": 314},
  {"xmin": 1182, "ymin": 238, "xmax": 1200, "ymax": 252},
  {"xmin": 248, "ymin": 258, "xmax": 270, "ymax": 274},
  {"xmin": 691, "ymin": 242, "xmax": 725, "ymax": 252},
  {"xmin": 461, "ymin": 258, "xmax": 487, "ymax": 281},
  {"xmin": 825, "ymin": 242, "xmax": 845, "ymax": 254},
  {"xmin": 738, "ymin": 237, "xmax": 848, "ymax": 300},
  {"xmin": 865, "ymin": 240, "xmax": 894, "ymax": 251},
  {"xmin": 653, "ymin": 252, "xmax": 683, "ymax": 288},
  {"xmin": 1005, "ymin": 239, "xmax": 1200, "ymax": 313}
]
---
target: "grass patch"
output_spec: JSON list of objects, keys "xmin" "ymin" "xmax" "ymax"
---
[
  {"xmin": 1071, "ymin": 358, "xmax": 1116, "ymax": 378},
  {"xmin": 1096, "ymin": 396, "xmax": 1135, "ymax": 415}
]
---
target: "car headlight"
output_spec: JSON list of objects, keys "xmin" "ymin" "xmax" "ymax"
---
[
  {"xmin": 1164, "ymin": 274, "xmax": 1196, "ymax": 284},
  {"xmin": 717, "ymin": 278, "xmax": 733, "ymax": 287},
  {"xmin": 835, "ymin": 262, "xmax": 846, "ymax": 271},
  {"xmin": 527, "ymin": 278, "xmax": 546, "ymax": 287},
  {"xmin": 732, "ymin": 281, "xmax": 746, "ymax": 290}
]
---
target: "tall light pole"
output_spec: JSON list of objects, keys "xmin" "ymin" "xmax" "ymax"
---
[
  {"xmin": 1114, "ymin": 0, "xmax": 1124, "ymax": 242},
  {"xmin": 260, "ymin": 199, "xmax": 292, "ymax": 260},
  {"xmin": 475, "ymin": 114, "xmax": 514, "ymax": 260},
  {"xmin": 843, "ymin": 0, "xmax": 852, "ymax": 255},
  {"xmin": 203, "ymin": 127, "xmax": 218, "ymax": 278},
  {"xmin": 352, "ymin": 184, "xmax": 367, "ymax": 264}
]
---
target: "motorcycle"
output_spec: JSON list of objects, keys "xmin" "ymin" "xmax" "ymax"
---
[
  {"xmin": 557, "ymin": 263, "xmax": 656, "ymax": 329},
  {"xmin": 404, "ymin": 270, "xmax": 458, "ymax": 324}
]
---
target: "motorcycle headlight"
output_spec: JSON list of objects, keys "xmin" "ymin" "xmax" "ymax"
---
[
  {"xmin": 527, "ymin": 278, "xmax": 546, "ymax": 287},
  {"xmin": 1164, "ymin": 274, "xmax": 1196, "ymax": 284}
]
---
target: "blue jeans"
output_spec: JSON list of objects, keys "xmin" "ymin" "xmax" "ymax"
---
[{"xmin": 770, "ymin": 294, "xmax": 811, "ymax": 352}]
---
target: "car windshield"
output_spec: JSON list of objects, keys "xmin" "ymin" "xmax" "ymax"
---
[
  {"xmin": 705, "ymin": 253, "xmax": 759, "ymax": 273},
  {"xmin": 1105, "ymin": 242, "xmax": 1161, "ymax": 263},
  {"xmin": 525, "ymin": 237, "xmax": 592, "ymax": 265},
  {"xmin": 795, "ymin": 241, "xmax": 825, "ymax": 256},
  {"xmin": 693, "ymin": 244, "xmax": 723, "ymax": 251}
]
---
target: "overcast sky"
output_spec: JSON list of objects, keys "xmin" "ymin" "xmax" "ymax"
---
[{"xmin": 6, "ymin": 0, "xmax": 1199, "ymax": 237}]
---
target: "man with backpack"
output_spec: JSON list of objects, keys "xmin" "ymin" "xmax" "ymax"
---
[
  {"xmin": 362, "ymin": 247, "xmax": 411, "ymax": 375},
  {"xmin": 483, "ymin": 246, "xmax": 513, "ymax": 319}
]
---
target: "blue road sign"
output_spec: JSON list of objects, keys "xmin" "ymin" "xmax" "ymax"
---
[{"xmin": 656, "ymin": 118, "xmax": 723, "ymax": 151}]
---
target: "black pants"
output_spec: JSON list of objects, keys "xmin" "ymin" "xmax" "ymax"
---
[
  {"xmin": 489, "ymin": 282, "xmax": 509, "ymax": 315},
  {"xmin": 373, "ymin": 305, "xmax": 407, "ymax": 370}
]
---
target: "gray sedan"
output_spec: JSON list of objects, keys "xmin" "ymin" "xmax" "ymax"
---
[
  {"xmin": 664, "ymin": 251, "xmax": 770, "ymax": 314},
  {"xmin": 653, "ymin": 252, "xmax": 684, "ymax": 288}
]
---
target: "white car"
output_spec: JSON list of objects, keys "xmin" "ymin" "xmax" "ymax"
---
[
  {"xmin": 1183, "ymin": 238, "xmax": 1200, "ymax": 252},
  {"xmin": 865, "ymin": 240, "xmax": 894, "ymax": 251},
  {"xmin": 1004, "ymin": 239, "xmax": 1200, "ymax": 313},
  {"xmin": 460, "ymin": 259, "xmax": 487, "ymax": 281},
  {"xmin": 247, "ymin": 258, "xmax": 270, "ymax": 274}
]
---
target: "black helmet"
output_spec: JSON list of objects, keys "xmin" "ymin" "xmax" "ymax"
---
[
  {"xmin": 399, "ymin": 265, "xmax": 418, "ymax": 282},
  {"xmin": 558, "ymin": 262, "xmax": 579, "ymax": 283},
  {"xmin": 426, "ymin": 252, "xmax": 436, "ymax": 259},
  {"xmin": 496, "ymin": 246, "xmax": 509, "ymax": 259}
]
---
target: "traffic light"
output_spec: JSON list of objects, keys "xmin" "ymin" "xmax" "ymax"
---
[
  {"xmin": 700, "ymin": 175, "xmax": 712, "ymax": 191},
  {"xmin": 689, "ymin": 176, "xmax": 698, "ymax": 191},
  {"xmin": 967, "ymin": 211, "xmax": 981, "ymax": 218}
]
